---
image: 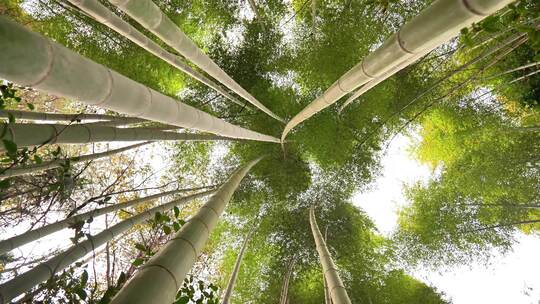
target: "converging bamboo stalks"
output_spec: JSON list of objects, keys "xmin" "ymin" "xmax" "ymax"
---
[
  {"xmin": 281, "ymin": 0, "xmax": 515, "ymax": 141},
  {"xmin": 110, "ymin": 157, "xmax": 262, "ymax": 304},
  {"xmin": 0, "ymin": 17, "xmax": 280, "ymax": 143},
  {"xmin": 309, "ymin": 207, "xmax": 351, "ymax": 304},
  {"xmin": 66, "ymin": 0, "xmax": 246, "ymax": 108},
  {"xmin": 0, "ymin": 185, "xmax": 215, "ymax": 254},
  {"xmin": 0, "ymin": 141, "xmax": 151, "ymax": 178},
  {"xmin": 0, "ymin": 189, "xmax": 215, "ymax": 304},
  {"xmin": 0, "ymin": 123, "xmax": 232, "ymax": 152},
  {"xmin": 108, "ymin": 0, "xmax": 284, "ymax": 123},
  {"xmin": 279, "ymin": 256, "xmax": 296, "ymax": 304}
]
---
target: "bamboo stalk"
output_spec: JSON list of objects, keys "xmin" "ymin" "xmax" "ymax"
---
[
  {"xmin": 0, "ymin": 109, "xmax": 144, "ymax": 124},
  {"xmin": 281, "ymin": 0, "xmax": 514, "ymax": 141},
  {"xmin": 0, "ymin": 141, "xmax": 151, "ymax": 178},
  {"xmin": 279, "ymin": 256, "xmax": 295, "ymax": 304},
  {"xmin": 0, "ymin": 123, "xmax": 233, "ymax": 151},
  {"xmin": 110, "ymin": 158, "xmax": 262, "ymax": 304},
  {"xmin": 108, "ymin": 0, "xmax": 283, "ymax": 122},
  {"xmin": 0, "ymin": 185, "xmax": 214, "ymax": 255},
  {"xmin": 66, "ymin": 0, "xmax": 246, "ymax": 108},
  {"xmin": 0, "ymin": 190, "xmax": 215, "ymax": 304},
  {"xmin": 309, "ymin": 207, "xmax": 351, "ymax": 304},
  {"xmin": 0, "ymin": 17, "xmax": 280, "ymax": 143}
]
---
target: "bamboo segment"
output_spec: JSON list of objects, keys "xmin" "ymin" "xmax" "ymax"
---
[
  {"xmin": 110, "ymin": 158, "xmax": 262, "ymax": 304},
  {"xmin": 0, "ymin": 17, "xmax": 280, "ymax": 143},
  {"xmin": 0, "ymin": 123, "xmax": 232, "ymax": 151},
  {"xmin": 0, "ymin": 185, "xmax": 214, "ymax": 255},
  {"xmin": 108, "ymin": 0, "xmax": 284, "ymax": 123},
  {"xmin": 221, "ymin": 226, "xmax": 255, "ymax": 304},
  {"xmin": 0, "ymin": 141, "xmax": 150, "ymax": 178},
  {"xmin": 309, "ymin": 207, "xmax": 351, "ymax": 304},
  {"xmin": 0, "ymin": 190, "xmax": 215, "ymax": 304},
  {"xmin": 66, "ymin": 0, "xmax": 246, "ymax": 108},
  {"xmin": 281, "ymin": 0, "xmax": 514, "ymax": 141},
  {"xmin": 0, "ymin": 110, "xmax": 145, "ymax": 124}
]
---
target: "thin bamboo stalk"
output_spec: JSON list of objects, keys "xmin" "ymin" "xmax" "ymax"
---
[
  {"xmin": 66, "ymin": 0, "xmax": 246, "ymax": 108},
  {"xmin": 0, "ymin": 185, "xmax": 214, "ymax": 255},
  {"xmin": 0, "ymin": 141, "xmax": 150, "ymax": 178},
  {"xmin": 281, "ymin": 0, "xmax": 514, "ymax": 141},
  {"xmin": 110, "ymin": 158, "xmax": 262, "ymax": 304},
  {"xmin": 108, "ymin": 0, "xmax": 283, "ymax": 123},
  {"xmin": 0, "ymin": 109, "xmax": 144, "ymax": 124},
  {"xmin": 279, "ymin": 256, "xmax": 295, "ymax": 304},
  {"xmin": 309, "ymin": 207, "xmax": 351, "ymax": 304},
  {"xmin": 0, "ymin": 190, "xmax": 215, "ymax": 304},
  {"xmin": 0, "ymin": 17, "xmax": 280, "ymax": 143},
  {"xmin": 221, "ymin": 225, "xmax": 256, "ymax": 304},
  {"xmin": 0, "ymin": 123, "xmax": 232, "ymax": 151}
]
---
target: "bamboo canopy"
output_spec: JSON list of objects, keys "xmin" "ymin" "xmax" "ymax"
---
[
  {"xmin": 281, "ymin": 0, "xmax": 514, "ymax": 141},
  {"xmin": 0, "ymin": 17, "xmax": 280, "ymax": 143},
  {"xmin": 110, "ymin": 158, "xmax": 262, "ymax": 304},
  {"xmin": 0, "ymin": 123, "xmax": 232, "ymax": 152},
  {"xmin": 66, "ymin": 0, "xmax": 246, "ymax": 108},
  {"xmin": 309, "ymin": 207, "xmax": 351, "ymax": 304},
  {"xmin": 0, "ymin": 190, "xmax": 215, "ymax": 304},
  {"xmin": 108, "ymin": 0, "xmax": 284, "ymax": 123}
]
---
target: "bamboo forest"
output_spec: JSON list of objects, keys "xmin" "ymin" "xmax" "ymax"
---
[{"xmin": 0, "ymin": 0, "xmax": 539, "ymax": 302}]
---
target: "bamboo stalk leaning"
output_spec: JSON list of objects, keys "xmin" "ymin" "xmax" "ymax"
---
[
  {"xmin": 0, "ymin": 110, "xmax": 145, "ymax": 124},
  {"xmin": 0, "ymin": 123, "xmax": 232, "ymax": 152},
  {"xmin": 0, "ymin": 185, "xmax": 215, "ymax": 255},
  {"xmin": 66, "ymin": 0, "xmax": 246, "ymax": 108},
  {"xmin": 0, "ymin": 141, "xmax": 151, "ymax": 178},
  {"xmin": 108, "ymin": 0, "xmax": 284, "ymax": 123},
  {"xmin": 281, "ymin": 0, "xmax": 515, "ymax": 141},
  {"xmin": 110, "ymin": 157, "xmax": 263, "ymax": 304},
  {"xmin": 0, "ymin": 189, "xmax": 215, "ymax": 304},
  {"xmin": 0, "ymin": 17, "xmax": 280, "ymax": 143},
  {"xmin": 309, "ymin": 207, "xmax": 351, "ymax": 304},
  {"xmin": 221, "ymin": 226, "xmax": 256, "ymax": 304}
]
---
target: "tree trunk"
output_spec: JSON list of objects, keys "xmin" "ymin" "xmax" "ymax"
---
[
  {"xmin": 0, "ymin": 109, "xmax": 145, "ymax": 124},
  {"xmin": 0, "ymin": 189, "xmax": 215, "ymax": 303},
  {"xmin": 108, "ymin": 0, "xmax": 284, "ymax": 123},
  {"xmin": 0, "ymin": 17, "xmax": 280, "ymax": 143},
  {"xmin": 221, "ymin": 225, "xmax": 256, "ymax": 304},
  {"xmin": 0, "ymin": 185, "xmax": 214, "ymax": 255},
  {"xmin": 279, "ymin": 256, "xmax": 296, "ymax": 304},
  {"xmin": 66, "ymin": 0, "xmax": 246, "ymax": 108},
  {"xmin": 281, "ymin": 0, "xmax": 514, "ymax": 141},
  {"xmin": 0, "ymin": 123, "xmax": 232, "ymax": 151},
  {"xmin": 110, "ymin": 158, "xmax": 262, "ymax": 304},
  {"xmin": 309, "ymin": 207, "xmax": 351, "ymax": 304},
  {"xmin": 0, "ymin": 141, "xmax": 151, "ymax": 178}
]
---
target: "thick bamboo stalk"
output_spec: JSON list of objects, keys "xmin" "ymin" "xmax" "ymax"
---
[
  {"xmin": 108, "ymin": 0, "xmax": 284, "ymax": 123},
  {"xmin": 0, "ymin": 141, "xmax": 150, "ymax": 178},
  {"xmin": 110, "ymin": 158, "xmax": 262, "ymax": 304},
  {"xmin": 66, "ymin": 0, "xmax": 246, "ymax": 108},
  {"xmin": 0, "ymin": 123, "xmax": 232, "ymax": 151},
  {"xmin": 0, "ymin": 190, "xmax": 214, "ymax": 304},
  {"xmin": 221, "ymin": 226, "xmax": 255, "ymax": 304},
  {"xmin": 309, "ymin": 207, "xmax": 351, "ymax": 304},
  {"xmin": 0, "ymin": 17, "xmax": 280, "ymax": 143},
  {"xmin": 0, "ymin": 109, "xmax": 144, "ymax": 124},
  {"xmin": 281, "ymin": 0, "xmax": 514, "ymax": 141},
  {"xmin": 0, "ymin": 185, "xmax": 213, "ymax": 255}
]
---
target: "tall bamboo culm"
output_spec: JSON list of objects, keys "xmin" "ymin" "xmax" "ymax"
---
[
  {"xmin": 108, "ymin": 0, "xmax": 284, "ymax": 123},
  {"xmin": 0, "ymin": 123, "xmax": 232, "ymax": 152},
  {"xmin": 309, "ymin": 207, "xmax": 351, "ymax": 304},
  {"xmin": 281, "ymin": 0, "xmax": 515, "ymax": 141},
  {"xmin": 0, "ymin": 185, "xmax": 215, "ymax": 255},
  {"xmin": 0, "ymin": 110, "xmax": 145, "ymax": 125},
  {"xmin": 221, "ymin": 226, "xmax": 256, "ymax": 304},
  {"xmin": 66, "ymin": 0, "xmax": 246, "ymax": 108},
  {"xmin": 0, "ymin": 17, "xmax": 280, "ymax": 143},
  {"xmin": 110, "ymin": 158, "xmax": 262, "ymax": 304},
  {"xmin": 279, "ymin": 256, "xmax": 295, "ymax": 304},
  {"xmin": 0, "ymin": 141, "xmax": 150, "ymax": 178},
  {"xmin": 0, "ymin": 190, "xmax": 215, "ymax": 304}
]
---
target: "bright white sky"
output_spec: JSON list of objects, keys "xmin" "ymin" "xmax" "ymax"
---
[{"xmin": 353, "ymin": 134, "xmax": 540, "ymax": 303}]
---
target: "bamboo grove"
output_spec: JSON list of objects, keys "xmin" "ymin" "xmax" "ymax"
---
[{"xmin": 0, "ymin": 0, "xmax": 539, "ymax": 303}]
